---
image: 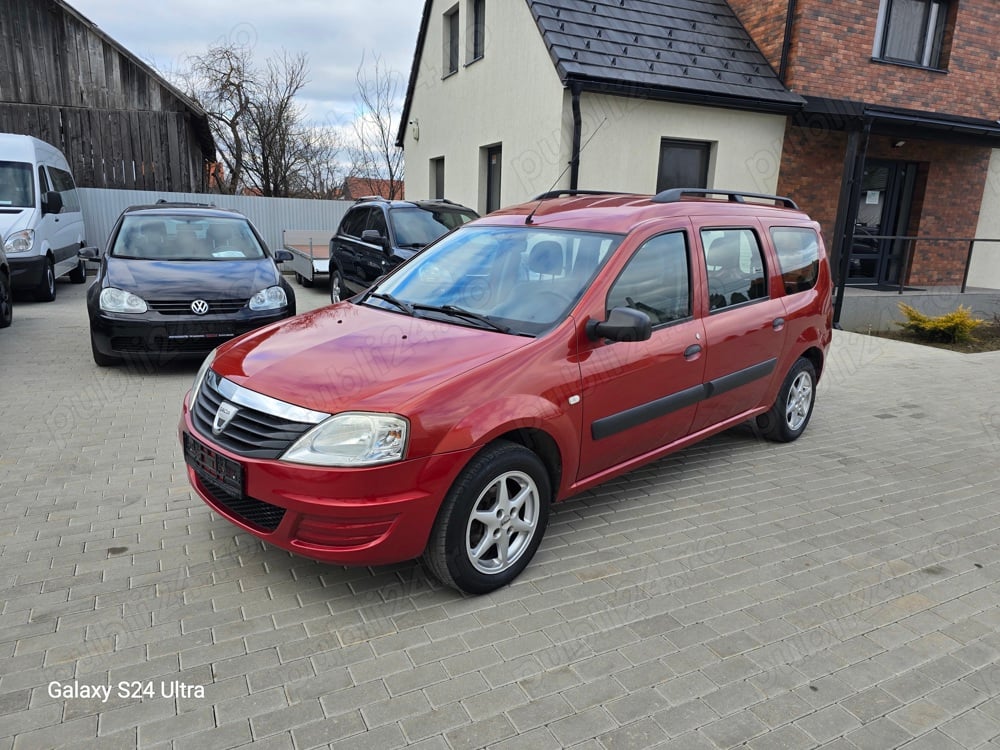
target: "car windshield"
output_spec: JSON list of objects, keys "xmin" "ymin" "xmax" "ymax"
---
[
  {"xmin": 390, "ymin": 206, "xmax": 478, "ymax": 247},
  {"xmin": 112, "ymin": 215, "xmax": 267, "ymax": 261},
  {"xmin": 0, "ymin": 161, "xmax": 34, "ymax": 208},
  {"xmin": 367, "ymin": 225, "xmax": 623, "ymax": 336}
]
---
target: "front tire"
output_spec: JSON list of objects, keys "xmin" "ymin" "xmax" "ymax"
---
[
  {"xmin": 91, "ymin": 335, "xmax": 120, "ymax": 367},
  {"xmin": 35, "ymin": 259, "xmax": 56, "ymax": 302},
  {"xmin": 757, "ymin": 357, "xmax": 816, "ymax": 442},
  {"xmin": 330, "ymin": 268, "xmax": 344, "ymax": 304},
  {"xmin": 424, "ymin": 441, "xmax": 550, "ymax": 595},
  {"xmin": 0, "ymin": 271, "xmax": 12, "ymax": 328},
  {"xmin": 69, "ymin": 258, "xmax": 87, "ymax": 283}
]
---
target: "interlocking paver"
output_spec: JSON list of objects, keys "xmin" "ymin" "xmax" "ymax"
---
[{"xmin": 4, "ymin": 282, "xmax": 1000, "ymax": 748}]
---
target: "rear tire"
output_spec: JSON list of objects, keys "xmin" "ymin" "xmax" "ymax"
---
[
  {"xmin": 35, "ymin": 259, "xmax": 56, "ymax": 302},
  {"xmin": 756, "ymin": 357, "xmax": 816, "ymax": 442},
  {"xmin": 423, "ymin": 441, "xmax": 550, "ymax": 595},
  {"xmin": 69, "ymin": 258, "xmax": 87, "ymax": 283},
  {"xmin": 330, "ymin": 268, "xmax": 344, "ymax": 304}
]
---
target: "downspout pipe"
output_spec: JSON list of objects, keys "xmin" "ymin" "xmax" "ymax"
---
[
  {"xmin": 778, "ymin": 0, "xmax": 798, "ymax": 83},
  {"xmin": 569, "ymin": 82, "xmax": 582, "ymax": 190}
]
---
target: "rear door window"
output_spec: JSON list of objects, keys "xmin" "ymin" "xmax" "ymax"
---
[{"xmin": 700, "ymin": 228, "xmax": 768, "ymax": 311}]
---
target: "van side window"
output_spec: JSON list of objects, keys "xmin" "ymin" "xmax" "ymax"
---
[
  {"xmin": 47, "ymin": 167, "xmax": 81, "ymax": 213},
  {"xmin": 700, "ymin": 228, "xmax": 767, "ymax": 311},
  {"xmin": 771, "ymin": 227, "xmax": 820, "ymax": 294},
  {"xmin": 607, "ymin": 232, "xmax": 691, "ymax": 325}
]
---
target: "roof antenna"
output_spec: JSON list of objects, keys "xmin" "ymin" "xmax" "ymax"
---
[{"xmin": 526, "ymin": 117, "xmax": 607, "ymax": 224}]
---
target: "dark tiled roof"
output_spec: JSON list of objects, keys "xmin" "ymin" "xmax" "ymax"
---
[{"xmin": 527, "ymin": 0, "xmax": 803, "ymax": 108}]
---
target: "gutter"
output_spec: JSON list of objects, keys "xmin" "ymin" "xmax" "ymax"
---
[
  {"xmin": 779, "ymin": 0, "xmax": 798, "ymax": 83},
  {"xmin": 570, "ymin": 83, "xmax": 582, "ymax": 190}
]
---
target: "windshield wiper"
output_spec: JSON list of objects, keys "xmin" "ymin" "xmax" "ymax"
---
[
  {"xmin": 412, "ymin": 303, "xmax": 514, "ymax": 334},
  {"xmin": 366, "ymin": 292, "xmax": 415, "ymax": 316}
]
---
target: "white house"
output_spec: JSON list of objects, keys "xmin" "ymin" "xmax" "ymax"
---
[{"xmin": 397, "ymin": 0, "xmax": 804, "ymax": 215}]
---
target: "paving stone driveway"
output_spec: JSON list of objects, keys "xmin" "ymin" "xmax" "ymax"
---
[{"xmin": 2, "ymin": 278, "xmax": 1000, "ymax": 750}]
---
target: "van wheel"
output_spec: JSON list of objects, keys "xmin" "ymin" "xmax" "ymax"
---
[
  {"xmin": 35, "ymin": 259, "xmax": 56, "ymax": 302},
  {"xmin": 295, "ymin": 272, "xmax": 314, "ymax": 288},
  {"xmin": 423, "ymin": 441, "xmax": 550, "ymax": 595},
  {"xmin": 69, "ymin": 258, "xmax": 87, "ymax": 283},
  {"xmin": 0, "ymin": 271, "xmax": 12, "ymax": 328},
  {"xmin": 757, "ymin": 357, "xmax": 816, "ymax": 442}
]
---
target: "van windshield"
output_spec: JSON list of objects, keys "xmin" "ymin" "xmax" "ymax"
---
[{"xmin": 0, "ymin": 161, "xmax": 34, "ymax": 208}]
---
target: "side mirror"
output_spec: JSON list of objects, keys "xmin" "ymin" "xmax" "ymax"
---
[
  {"xmin": 273, "ymin": 249, "xmax": 293, "ymax": 263},
  {"xmin": 42, "ymin": 190, "xmax": 63, "ymax": 215},
  {"xmin": 361, "ymin": 229, "xmax": 391, "ymax": 253},
  {"xmin": 585, "ymin": 307, "xmax": 652, "ymax": 343},
  {"xmin": 78, "ymin": 246, "xmax": 101, "ymax": 260}
]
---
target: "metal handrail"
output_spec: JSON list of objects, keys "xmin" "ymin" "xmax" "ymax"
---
[{"xmin": 848, "ymin": 234, "xmax": 1000, "ymax": 294}]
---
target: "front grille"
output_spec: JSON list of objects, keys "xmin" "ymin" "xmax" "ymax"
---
[
  {"xmin": 192, "ymin": 375, "xmax": 316, "ymax": 459},
  {"xmin": 197, "ymin": 472, "xmax": 286, "ymax": 532},
  {"xmin": 148, "ymin": 299, "xmax": 249, "ymax": 315}
]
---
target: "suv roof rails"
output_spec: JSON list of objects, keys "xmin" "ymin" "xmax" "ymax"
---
[
  {"xmin": 652, "ymin": 188, "xmax": 799, "ymax": 210},
  {"xmin": 151, "ymin": 199, "xmax": 218, "ymax": 208},
  {"xmin": 531, "ymin": 189, "xmax": 623, "ymax": 201},
  {"xmin": 354, "ymin": 195, "xmax": 391, "ymax": 204}
]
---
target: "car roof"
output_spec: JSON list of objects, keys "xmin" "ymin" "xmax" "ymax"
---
[
  {"xmin": 480, "ymin": 189, "xmax": 812, "ymax": 235},
  {"xmin": 120, "ymin": 202, "xmax": 249, "ymax": 220}
]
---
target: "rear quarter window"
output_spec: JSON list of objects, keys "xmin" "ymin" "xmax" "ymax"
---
[{"xmin": 770, "ymin": 227, "xmax": 820, "ymax": 294}]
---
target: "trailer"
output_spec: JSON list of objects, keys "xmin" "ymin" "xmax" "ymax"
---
[{"xmin": 283, "ymin": 229, "xmax": 333, "ymax": 287}]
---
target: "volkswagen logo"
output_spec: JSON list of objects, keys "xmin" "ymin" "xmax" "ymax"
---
[
  {"xmin": 191, "ymin": 299, "xmax": 209, "ymax": 315},
  {"xmin": 213, "ymin": 402, "xmax": 239, "ymax": 435}
]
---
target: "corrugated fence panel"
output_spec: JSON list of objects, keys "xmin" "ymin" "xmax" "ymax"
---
[{"xmin": 78, "ymin": 188, "xmax": 350, "ymax": 252}]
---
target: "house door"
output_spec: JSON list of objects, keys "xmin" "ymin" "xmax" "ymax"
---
[
  {"xmin": 486, "ymin": 145, "xmax": 502, "ymax": 213},
  {"xmin": 849, "ymin": 159, "xmax": 916, "ymax": 286}
]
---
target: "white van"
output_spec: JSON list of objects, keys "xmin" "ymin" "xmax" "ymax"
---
[{"xmin": 0, "ymin": 133, "xmax": 88, "ymax": 301}]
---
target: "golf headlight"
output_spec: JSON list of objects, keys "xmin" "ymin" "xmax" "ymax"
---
[
  {"xmin": 283, "ymin": 412, "xmax": 408, "ymax": 467},
  {"xmin": 99, "ymin": 287, "xmax": 148, "ymax": 313},
  {"xmin": 249, "ymin": 286, "xmax": 287, "ymax": 311},
  {"xmin": 4, "ymin": 229, "xmax": 33, "ymax": 253}
]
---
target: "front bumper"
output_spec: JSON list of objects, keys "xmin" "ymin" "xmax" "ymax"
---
[
  {"xmin": 91, "ymin": 308, "xmax": 290, "ymax": 359},
  {"xmin": 8, "ymin": 254, "xmax": 46, "ymax": 291},
  {"xmin": 180, "ymin": 401, "xmax": 474, "ymax": 566}
]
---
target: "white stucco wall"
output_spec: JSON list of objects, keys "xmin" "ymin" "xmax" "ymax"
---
[
  {"xmin": 402, "ymin": 0, "xmax": 570, "ymax": 213},
  {"xmin": 402, "ymin": 1, "xmax": 790, "ymax": 212},
  {"xmin": 576, "ymin": 95, "xmax": 788, "ymax": 195},
  {"xmin": 969, "ymin": 149, "xmax": 1000, "ymax": 290}
]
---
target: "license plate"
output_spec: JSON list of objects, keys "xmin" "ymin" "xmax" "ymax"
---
[{"xmin": 184, "ymin": 433, "xmax": 243, "ymax": 492}]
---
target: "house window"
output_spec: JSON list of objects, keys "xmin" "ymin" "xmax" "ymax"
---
[
  {"xmin": 430, "ymin": 157, "xmax": 445, "ymax": 199},
  {"xmin": 443, "ymin": 6, "xmax": 460, "ymax": 77},
  {"xmin": 656, "ymin": 139, "xmax": 710, "ymax": 193},
  {"xmin": 467, "ymin": 0, "xmax": 485, "ymax": 62},
  {"xmin": 874, "ymin": 0, "xmax": 949, "ymax": 68}
]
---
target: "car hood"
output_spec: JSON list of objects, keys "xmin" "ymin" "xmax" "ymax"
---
[
  {"xmin": 213, "ymin": 302, "xmax": 531, "ymax": 415},
  {"xmin": 105, "ymin": 257, "xmax": 282, "ymax": 298},
  {"xmin": 0, "ymin": 209, "xmax": 33, "ymax": 241}
]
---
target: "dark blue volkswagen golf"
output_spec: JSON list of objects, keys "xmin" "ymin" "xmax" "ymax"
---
[{"xmin": 82, "ymin": 203, "xmax": 296, "ymax": 366}]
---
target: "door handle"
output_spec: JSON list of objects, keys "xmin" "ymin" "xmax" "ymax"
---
[
  {"xmin": 773, "ymin": 317, "xmax": 785, "ymax": 330},
  {"xmin": 683, "ymin": 344, "xmax": 702, "ymax": 358}
]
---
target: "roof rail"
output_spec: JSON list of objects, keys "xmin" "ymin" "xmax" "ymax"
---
[
  {"xmin": 354, "ymin": 195, "xmax": 390, "ymax": 203},
  {"xmin": 652, "ymin": 188, "xmax": 798, "ymax": 210},
  {"xmin": 530, "ymin": 189, "xmax": 623, "ymax": 201},
  {"xmin": 153, "ymin": 199, "xmax": 217, "ymax": 208}
]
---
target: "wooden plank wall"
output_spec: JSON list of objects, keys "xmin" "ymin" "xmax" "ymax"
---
[{"xmin": 0, "ymin": 0, "xmax": 208, "ymax": 192}]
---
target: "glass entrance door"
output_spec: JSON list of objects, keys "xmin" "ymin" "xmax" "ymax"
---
[{"xmin": 849, "ymin": 159, "xmax": 916, "ymax": 286}]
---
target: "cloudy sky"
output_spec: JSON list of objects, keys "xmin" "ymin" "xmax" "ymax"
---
[{"xmin": 66, "ymin": 0, "xmax": 424, "ymax": 129}]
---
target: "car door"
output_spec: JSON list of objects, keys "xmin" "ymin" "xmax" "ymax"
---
[
  {"xmin": 357, "ymin": 207, "xmax": 391, "ymax": 283},
  {"xmin": 577, "ymin": 228, "xmax": 707, "ymax": 480},
  {"xmin": 333, "ymin": 207, "xmax": 370, "ymax": 291},
  {"xmin": 688, "ymin": 222, "xmax": 788, "ymax": 433},
  {"xmin": 34, "ymin": 166, "xmax": 74, "ymax": 275}
]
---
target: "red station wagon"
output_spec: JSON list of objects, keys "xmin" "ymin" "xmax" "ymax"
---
[{"xmin": 180, "ymin": 189, "xmax": 833, "ymax": 594}]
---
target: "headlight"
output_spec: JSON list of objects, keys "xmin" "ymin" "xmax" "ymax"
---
[
  {"xmin": 282, "ymin": 412, "xmax": 408, "ymax": 467},
  {"xmin": 4, "ymin": 229, "xmax": 33, "ymax": 253},
  {"xmin": 99, "ymin": 287, "xmax": 148, "ymax": 314},
  {"xmin": 190, "ymin": 349, "xmax": 217, "ymax": 401},
  {"xmin": 249, "ymin": 286, "xmax": 287, "ymax": 311}
]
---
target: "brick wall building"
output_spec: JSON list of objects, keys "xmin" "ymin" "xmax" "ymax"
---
[{"xmin": 729, "ymin": 0, "xmax": 1000, "ymax": 288}]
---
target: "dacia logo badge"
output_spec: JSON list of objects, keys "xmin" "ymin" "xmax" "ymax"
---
[{"xmin": 213, "ymin": 402, "xmax": 239, "ymax": 435}]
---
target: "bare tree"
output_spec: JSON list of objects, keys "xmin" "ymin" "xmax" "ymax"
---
[
  {"xmin": 349, "ymin": 53, "xmax": 405, "ymax": 199},
  {"xmin": 185, "ymin": 44, "xmax": 342, "ymax": 197}
]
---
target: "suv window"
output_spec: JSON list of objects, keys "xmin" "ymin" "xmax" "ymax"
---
[
  {"xmin": 701, "ymin": 228, "xmax": 768, "ymax": 310},
  {"xmin": 339, "ymin": 207, "xmax": 370, "ymax": 238},
  {"xmin": 367, "ymin": 208, "xmax": 389, "ymax": 240},
  {"xmin": 607, "ymin": 232, "xmax": 690, "ymax": 325},
  {"xmin": 771, "ymin": 227, "xmax": 820, "ymax": 293},
  {"xmin": 391, "ymin": 206, "xmax": 479, "ymax": 248}
]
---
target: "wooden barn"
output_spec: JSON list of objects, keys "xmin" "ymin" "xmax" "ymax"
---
[{"xmin": 0, "ymin": 0, "xmax": 215, "ymax": 192}]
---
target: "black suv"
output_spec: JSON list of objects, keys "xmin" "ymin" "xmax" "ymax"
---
[{"xmin": 329, "ymin": 197, "xmax": 478, "ymax": 302}]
